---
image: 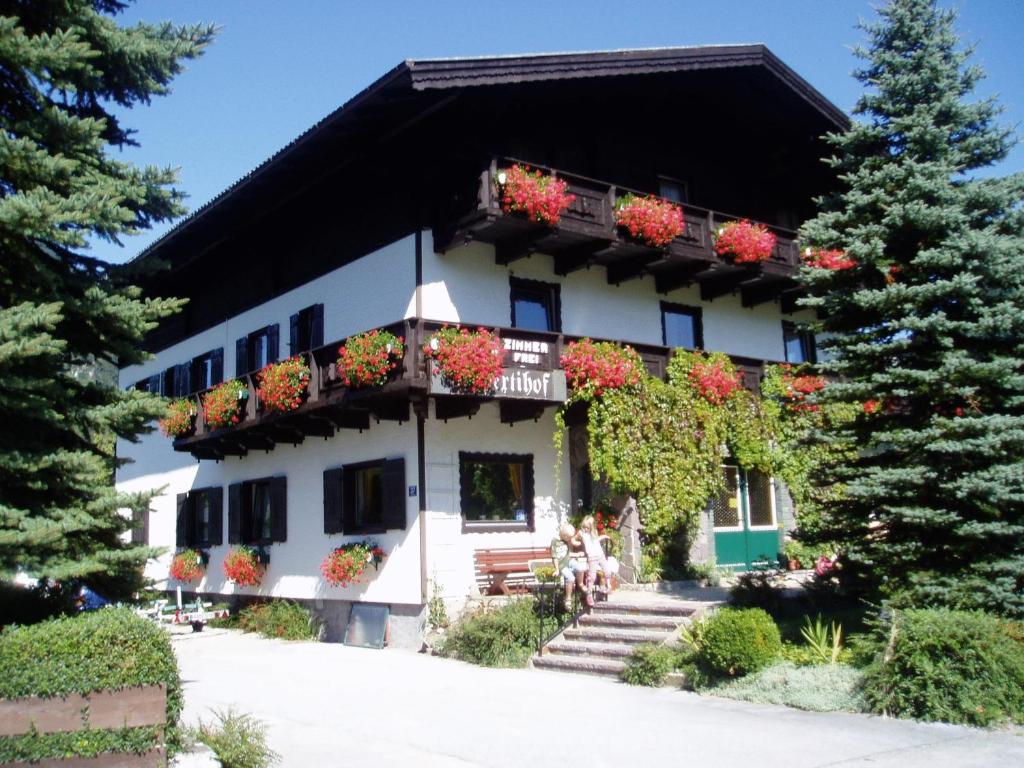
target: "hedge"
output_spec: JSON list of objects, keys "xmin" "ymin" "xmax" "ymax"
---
[{"xmin": 0, "ymin": 608, "xmax": 182, "ymax": 761}]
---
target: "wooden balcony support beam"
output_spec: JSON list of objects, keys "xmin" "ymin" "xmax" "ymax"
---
[
  {"xmin": 740, "ymin": 277, "xmax": 794, "ymax": 308},
  {"xmin": 654, "ymin": 261, "xmax": 712, "ymax": 294},
  {"xmin": 553, "ymin": 241, "xmax": 609, "ymax": 276},
  {"xmin": 499, "ymin": 400, "xmax": 548, "ymax": 425},
  {"xmin": 494, "ymin": 229, "xmax": 545, "ymax": 265},
  {"xmin": 434, "ymin": 397, "xmax": 481, "ymax": 422},
  {"xmin": 698, "ymin": 267, "xmax": 755, "ymax": 302}
]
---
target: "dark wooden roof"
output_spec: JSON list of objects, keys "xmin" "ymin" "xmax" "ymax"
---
[{"xmin": 126, "ymin": 45, "xmax": 846, "ymax": 271}]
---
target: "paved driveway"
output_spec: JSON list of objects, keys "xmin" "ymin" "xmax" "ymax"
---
[{"xmin": 173, "ymin": 629, "xmax": 1023, "ymax": 768}]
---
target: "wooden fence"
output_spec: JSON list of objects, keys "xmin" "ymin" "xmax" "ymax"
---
[{"xmin": 0, "ymin": 684, "xmax": 166, "ymax": 767}]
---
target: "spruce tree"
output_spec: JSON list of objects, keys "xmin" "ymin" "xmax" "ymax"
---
[
  {"xmin": 800, "ymin": 0, "xmax": 1024, "ymax": 615},
  {"xmin": 0, "ymin": 2, "xmax": 214, "ymax": 595}
]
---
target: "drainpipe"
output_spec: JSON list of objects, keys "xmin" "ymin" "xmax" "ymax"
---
[{"xmin": 415, "ymin": 228, "xmax": 429, "ymax": 603}]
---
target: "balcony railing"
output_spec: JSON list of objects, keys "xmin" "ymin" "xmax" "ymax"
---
[
  {"xmin": 172, "ymin": 319, "xmax": 778, "ymax": 461},
  {"xmin": 436, "ymin": 157, "xmax": 803, "ymax": 310}
]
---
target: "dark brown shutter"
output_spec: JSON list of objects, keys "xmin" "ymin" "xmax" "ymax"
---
[
  {"xmin": 207, "ymin": 487, "xmax": 224, "ymax": 545},
  {"xmin": 210, "ymin": 348, "xmax": 224, "ymax": 386},
  {"xmin": 235, "ymin": 337, "xmax": 248, "ymax": 377},
  {"xmin": 267, "ymin": 324, "xmax": 280, "ymax": 364},
  {"xmin": 310, "ymin": 304, "xmax": 324, "ymax": 348},
  {"xmin": 342, "ymin": 466, "xmax": 357, "ymax": 534},
  {"xmin": 323, "ymin": 468, "xmax": 344, "ymax": 534},
  {"xmin": 381, "ymin": 457, "xmax": 407, "ymax": 530},
  {"xmin": 289, "ymin": 312, "xmax": 300, "ymax": 355},
  {"xmin": 270, "ymin": 476, "xmax": 287, "ymax": 542},
  {"xmin": 228, "ymin": 483, "xmax": 242, "ymax": 544},
  {"xmin": 147, "ymin": 374, "xmax": 161, "ymax": 393},
  {"xmin": 175, "ymin": 493, "xmax": 189, "ymax": 547},
  {"xmin": 175, "ymin": 363, "xmax": 191, "ymax": 398}
]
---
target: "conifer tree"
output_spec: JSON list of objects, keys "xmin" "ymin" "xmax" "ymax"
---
[
  {"xmin": 0, "ymin": 2, "xmax": 214, "ymax": 594},
  {"xmin": 799, "ymin": 0, "xmax": 1024, "ymax": 615}
]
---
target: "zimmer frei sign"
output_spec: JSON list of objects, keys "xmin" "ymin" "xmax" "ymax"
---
[{"xmin": 429, "ymin": 335, "xmax": 568, "ymax": 402}]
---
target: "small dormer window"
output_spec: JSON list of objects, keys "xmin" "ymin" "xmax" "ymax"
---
[{"xmin": 658, "ymin": 176, "xmax": 688, "ymax": 204}]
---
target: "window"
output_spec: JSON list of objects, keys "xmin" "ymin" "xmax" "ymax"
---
[
  {"xmin": 228, "ymin": 476, "xmax": 287, "ymax": 546},
  {"xmin": 510, "ymin": 278, "xmax": 560, "ymax": 333},
  {"xmin": 709, "ymin": 466, "xmax": 776, "ymax": 531},
  {"xmin": 190, "ymin": 348, "xmax": 223, "ymax": 394},
  {"xmin": 783, "ymin": 321, "xmax": 817, "ymax": 364},
  {"xmin": 661, "ymin": 302, "xmax": 704, "ymax": 349},
  {"xmin": 459, "ymin": 452, "xmax": 534, "ymax": 531},
  {"xmin": 323, "ymin": 458, "xmax": 406, "ymax": 534},
  {"xmin": 290, "ymin": 304, "xmax": 324, "ymax": 355},
  {"xmin": 175, "ymin": 487, "xmax": 224, "ymax": 548},
  {"xmin": 135, "ymin": 374, "xmax": 162, "ymax": 394},
  {"xmin": 160, "ymin": 363, "xmax": 190, "ymax": 398},
  {"xmin": 235, "ymin": 324, "xmax": 280, "ymax": 377},
  {"xmin": 658, "ymin": 176, "xmax": 688, "ymax": 204}
]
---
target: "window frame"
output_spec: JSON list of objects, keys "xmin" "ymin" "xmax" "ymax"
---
[
  {"xmin": 660, "ymin": 301, "xmax": 704, "ymax": 350},
  {"xmin": 510, "ymin": 277, "xmax": 561, "ymax": 333},
  {"xmin": 657, "ymin": 175, "xmax": 689, "ymax": 205},
  {"xmin": 290, "ymin": 304, "xmax": 324, "ymax": 355},
  {"xmin": 782, "ymin": 321, "xmax": 817, "ymax": 364},
  {"xmin": 236, "ymin": 324, "xmax": 280, "ymax": 378},
  {"xmin": 323, "ymin": 457, "xmax": 407, "ymax": 535},
  {"xmin": 458, "ymin": 451, "xmax": 535, "ymax": 533},
  {"xmin": 228, "ymin": 475, "xmax": 287, "ymax": 547},
  {"xmin": 344, "ymin": 459, "xmax": 386, "ymax": 535},
  {"xmin": 189, "ymin": 348, "xmax": 223, "ymax": 394}
]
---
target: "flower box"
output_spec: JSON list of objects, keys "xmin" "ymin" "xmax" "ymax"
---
[
  {"xmin": 222, "ymin": 546, "xmax": 264, "ymax": 587},
  {"xmin": 560, "ymin": 339, "xmax": 642, "ymax": 397},
  {"xmin": 202, "ymin": 379, "xmax": 249, "ymax": 430},
  {"xmin": 159, "ymin": 398, "xmax": 196, "ymax": 439},
  {"xmin": 169, "ymin": 549, "xmax": 206, "ymax": 583},
  {"xmin": 713, "ymin": 219, "xmax": 777, "ymax": 264},
  {"xmin": 614, "ymin": 194, "xmax": 685, "ymax": 248},
  {"xmin": 802, "ymin": 247, "xmax": 856, "ymax": 271},
  {"xmin": 494, "ymin": 164, "xmax": 575, "ymax": 227},
  {"xmin": 321, "ymin": 541, "xmax": 386, "ymax": 588},
  {"xmin": 423, "ymin": 326, "xmax": 505, "ymax": 395},
  {"xmin": 257, "ymin": 357, "xmax": 310, "ymax": 413},
  {"xmin": 337, "ymin": 330, "xmax": 405, "ymax": 388}
]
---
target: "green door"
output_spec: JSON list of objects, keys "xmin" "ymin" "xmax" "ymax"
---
[{"xmin": 711, "ymin": 466, "xmax": 781, "ymax": 571}]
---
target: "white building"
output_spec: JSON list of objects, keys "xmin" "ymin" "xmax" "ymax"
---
[{"xmin": 117, "ymin": 46, "xmax": 845, "ymax": 647}]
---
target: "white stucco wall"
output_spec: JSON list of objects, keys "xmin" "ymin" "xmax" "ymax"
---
[
  {"xmin": 422, "ymin": 400, "xmax": 570, "ymax": 601},
  {"xmin": 422, "ymin": 233, "xmax": 813, "ymax": 362}
]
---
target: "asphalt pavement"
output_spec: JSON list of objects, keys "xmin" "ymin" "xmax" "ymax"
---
[{"xmin": 173, "ymin": 628, "xmax": 1024, "ymax": 768}]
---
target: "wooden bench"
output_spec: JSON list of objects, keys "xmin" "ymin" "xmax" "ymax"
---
[{"xmin": 474, "ymin": 547, "xmax": 551, "ymax": 595}]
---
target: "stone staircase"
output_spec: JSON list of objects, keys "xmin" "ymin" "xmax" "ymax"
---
[{"xmin": 531, "ymin": 598, "xmax": 699, "ymax": 678}]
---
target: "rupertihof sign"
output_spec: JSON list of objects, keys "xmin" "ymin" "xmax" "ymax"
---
[
  {"xmin": 430, "ymin": 366, "xmax": 567, "ymax": 402},
  {"xmin": 429, "ymin": 334, "xmax": 567, "ymax": 402}
]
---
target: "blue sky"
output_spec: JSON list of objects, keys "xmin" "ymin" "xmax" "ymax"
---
[{"xmin": 95, "ymin": 0, "xmax": 1024, "ymax": 263}]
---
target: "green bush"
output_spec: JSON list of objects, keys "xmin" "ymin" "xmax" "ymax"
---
[
  {"xmin": 621, "ymin": 644, "xmax": 683, "ymax": 686},
  {"xmin": 0, "ymin": 608, "xmax": 182, "ymax": 761},
  {"xmin": 860, "ymin": 608, "xmax": 1024, "ymax": 726},
  {"xmin": 710, "ymin": 661, "xmax": 866, "ymax": 713},
  {"xmin": 439, "ymin": 598, "xmax": 555, "ymax": 668},
  {"xmin": 695, "ymin": 607, "xmax": 782, "ymax": 678},
  {"xmin": 236, "ymin": 600, "xmax": 320, "ymax": 641},
  {"xmin": 192, "ymin": 708, "xmax": 279, "ymax": 768}
]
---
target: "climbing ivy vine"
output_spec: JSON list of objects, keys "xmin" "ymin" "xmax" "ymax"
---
[{"xmin": 555, "ymin": 346, "xmax": 853, "ymax": 570}]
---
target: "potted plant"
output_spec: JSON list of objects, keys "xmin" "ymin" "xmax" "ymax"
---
[
  {"xmin": 336, "ymin": 329, "xmax": 404, "ymax": 388},
  {"xmin": 494, "ymin": 164, "xmax": 575, "ymax": 227},
  {"xmin": 802, "ymin": 247, "xmax": 856, "ymax": 271},
  {"xmin": 202, "ymin": 379, "xmax": 249, "ymax": 429},
  {"xmin": 159, "ymin": 398, "xmax": 196, "ymax": 439},
  {"xmin": 169, "ymin": 548, "xmax": 206, "ymax": 583},
  {"xmin": 222, "ymin": 545, "xmax": 264, "ymax": 587},
  {"xmin": 256, "ymin": 356, "xmax": 310, "ymax": 413},
  {"xmin": 423, "ymin": 325, "xmax": 505, "ymax": 395},
  {"xmin": 614, "ymin": 193, "xmax": 685, "ymax": 247},
  {"xmin": 713, "ymin": 219, "xmax": 777, "ymax": 264},
  {"xmin": 560, "ymin": 339, "xmax": 642, "ymax": 398},
  {"xmin": 320, "ymin": 541, "xmax": 386, "ymax": 588}
]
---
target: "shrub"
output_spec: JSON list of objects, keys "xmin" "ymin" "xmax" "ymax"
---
[
  {"xmin": 621, "ymin": 644, "xmax": 682, "ymax": 686},
  {"xmin": 695, "ymin": 607, "xmax": 782, "ymax": 678},
  {"xmin": 710, "ymin": 661, "xmax": 866, "ymax": 713},
  {"xmin": 0, "ymin": 608, "xmax": 182, "ymax": 761},
  {"xmin": 439, "ymin": 598, "xmax": 556, "ymax": 668},
  {"xmin": 0, "ymin": 579, "xmax": 77, "ymax": 628},
  {"xmin": 236, "ymin": 601, "xmax": 320, "ymax": 641},
  {"xmin": 860, "ymin": 608, "xmax": 1024, "ymax": 726},
  {"xmin": 192, "ymin": 708, "xmax": 279, "ymax": 768},
  {"xmin": 729, "ymin": 569, "xmax": 785, "ymax": 613}
]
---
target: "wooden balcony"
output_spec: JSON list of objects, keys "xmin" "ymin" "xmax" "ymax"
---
[
  {"xmin": 173, "ymin": 319, "xmax": 777, "ymax": 462},
  {"xmin": 436, "ymin": 157, "xmax": 804, "ymax": 310}
]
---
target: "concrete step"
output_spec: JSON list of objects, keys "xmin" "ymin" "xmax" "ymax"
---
[
  {"xmin": 578, "ymin": 612, "xmax": 682, "ymax": 631},
  {"xmin": 562, "ymin": 626, "xmax": 671, "ymax": 645},
  {"xmin": 544, "ymin": 641, "xmax": 636, "ymax": 659},
  {"xmin": 594, "ymin": 601, "xmax": 697, "ymax": 618},
  {"xmin": 532, "ymin": 653, "xmax": 626, "ymax": 678}
]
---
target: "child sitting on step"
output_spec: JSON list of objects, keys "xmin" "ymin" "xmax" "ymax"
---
[{"xmin": 578, "ymin": 515, "xmax": 613, "ymax": 598}]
